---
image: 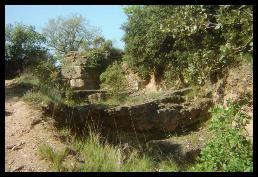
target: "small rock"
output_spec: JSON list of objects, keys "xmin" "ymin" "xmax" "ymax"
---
[
  {"xmin": 8, "ymin": 160, "xmax": 14, "ymax": 165},
  {"xmin": 27, "ymin": 167, "xmax": 34, "ymax": 172},
  {"xmin": 6, "ymin": 141, "xmax": 25, "ymax": 151},
  {"xmin": 76, "ymin": 156, "xmax": 85, "ymax": 163},
  {"xmin": 12, "ymin": 165, "xmax": 25, "ymax": 172},
  {"xmin": 30, "ymin": 117, "xmax": 42, "ymax": 128},
  {"xmin": 67, "ymin": 147, "xmax": 77, "ymax": 156}
]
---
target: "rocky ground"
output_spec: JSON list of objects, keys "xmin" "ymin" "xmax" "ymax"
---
[{"xmin": 5, "ymin": 80, "xmax": 67, "ymax": 172}]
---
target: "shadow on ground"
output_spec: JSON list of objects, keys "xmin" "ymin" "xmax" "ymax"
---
[
  {"xmin": 5, "ymin": 82, "xmax": 34, "ymax": 102},
  {"xmin": 5, "ymin": 110, "xmax": 13, "ymax": 116}
]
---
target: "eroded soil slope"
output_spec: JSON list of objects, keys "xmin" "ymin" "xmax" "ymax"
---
[{"xmin": 5, "ymin": 80, "xmax": 66, "ymax": 172}]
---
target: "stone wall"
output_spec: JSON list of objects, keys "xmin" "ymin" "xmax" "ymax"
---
[
  {"xmin": 61, "ymin": 51, "xmax": 100, "ymax": 90},
  {"xmin": 42, "ymin": 88, "xmax": 213, "ymax": 135},
  {"xmin": 121, "ymin": 62, "xmax": 146, "ymax": 91}
]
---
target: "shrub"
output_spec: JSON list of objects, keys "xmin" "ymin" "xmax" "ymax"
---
[
  {"xmin": 100, "ymin": 61, "xmax": 129, "ymax": 93},
  {"xmin": 22, "ymin": 59, "xmax": 81, "ymax": 106},
  {"xmin": 23, "ymin": 90, "xmax": 52, "ymax": 105},
  {"xmin": 192, "ymin": 101, "xmax": 253, "ymax": 172},
  {"xmin": 33, "ymin": 60, "xmax": 59, "ymax": 85}
]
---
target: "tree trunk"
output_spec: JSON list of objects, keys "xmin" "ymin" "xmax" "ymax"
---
[{"xmin": 179, "ymin": 73, "xmax": 186, "ymax": 86}]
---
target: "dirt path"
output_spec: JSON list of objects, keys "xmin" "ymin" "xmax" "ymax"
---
[{"xmin": 5, "ymin": 80, "xmax": 66, "ymax": 172}]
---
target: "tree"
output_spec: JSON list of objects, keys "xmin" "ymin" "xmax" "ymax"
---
[
  {"xmin": 43, "ymin": 14, "xmax": 99, "ymax": 55},
  {"xmin": 122, "ymin": 5, "xmax": 253, "ymax": 85},
  {"xmin": 5, "ymin": 23, "xmax": 47, "ymax": 78},
  {"xmin": 83, "ymin": 37, "xmax": 123, "ymax": 74}
]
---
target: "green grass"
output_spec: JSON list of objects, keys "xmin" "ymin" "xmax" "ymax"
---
[
  {"xmin": 93, "ymin": 91, "xmax": 165, "ymax": 107},
  {"xmin": 23, "ymin": 90, "xmax": 53, "ymax": 105},
  {"xmin": 38, "ymin": 144, "xmax": 69, "ymax": 172},
  {"xmin": 38, "ymin": 128, "xmax": 181, "ymax": 172},
  {"xmin": 157, "ymin": 159, "xmax": 180, "ymax": 172},
  {"xmin": 16, "ymin": 72, "xmax": 39, "ymax": 86},
  {"xmin": 183, "ymin": 86, "xmax": 200, "ymax": 102},
  {"xmin": 71, "ymin": 131, "xmax": 179, "ymax": 172},
  {"xmin": 16, "ymin": 73, "xmax": 68, "ymax": 107},
  {"xmin": 124, "ymin": 91, "xmax": 165, "ymax": 105}
]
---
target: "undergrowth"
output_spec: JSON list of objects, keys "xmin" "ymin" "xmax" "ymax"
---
[
  {"xmin": 20, "ymin": 73, "xmax": 253, "ymax": 172},
  {"xmin": 16, "ymin": 72, "xmax": 39, "ymax": 86},
  {"xmin": 38, "ymin": 144, "xmax": 69, "ymax": 172},
  {"xmin": 191, "ymin": 101, "xmax": 253, "ymax": 172},
  {"xmin": 38, "ymin": 128, "xmax": 180, "ymax": 172},
  {"xmin": 17, "ymin": 73, "xmax": 82, "ymax": 107},
  {"xmin": 92, "ymin": 91, "xmax": 165, "ymax": 107}
]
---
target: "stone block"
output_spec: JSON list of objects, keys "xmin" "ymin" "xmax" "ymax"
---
[
  {"xmin": 61, "ymin": 66, "xmax": 84, "ymax": 79},
  {"xmin": 70, "ymin": 79, "xmax": 85, "ymax": 89}
]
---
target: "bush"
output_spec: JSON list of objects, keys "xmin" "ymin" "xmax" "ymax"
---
[
  {"xmin": 81, "ymin": 38, "xmax": 123, "ymax": 74},
  {"xmin": 122, "ymin": 5, "xmax": 253, "ymax": 86},
  {"xmin": 16, "ymin": 72, "xmax": 39, "ymax": 86},
  {"xmin": 23, "ymin": 90, "xmax": 52, "ymax": 105},
  {"xmin": 192, "ymin": 101, "xmax": 253, "ymax": 172},
  {"xmin": 27, "ymin": 59, "xmax": 80, "ymax": 106},
  {"xmin": 33, "ymin": 60, "xmax": 59, "ymax": 85},
  {"xmin": 18, "ymin": 70, "xmax": 67, "ymax": 106},
  {"xmin": 100, "ymin": 61, "xmax": 129, "ymax": 93}
]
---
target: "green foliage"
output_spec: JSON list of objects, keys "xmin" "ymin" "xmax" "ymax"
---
[
  {"xmin": 18, "ymin": 60, "xmax": 83, "ymax": 107},
  {"xmin": 38, "ymin": 144, "xmax": 69, "ymax": 172},
  {"xmin": 192, "ymin": 101, "xmax": 253, "ymax": 172},
  {"xmin": 183, "ymin": 86, "xmax": 200, "ymax": 102},
  {"xmin": 73, "ymin": 132, "xmax": 123, "ymax": 172},
  {"xmin": 92, "ymin": 91, "xmax": 164, "ymax": 107},
  {"xmin": 33, "ymin": 59, "xmax": 59, "ymax": 85},
  {"xmin": 43, "ymin": 14, "xmax": 99, "ymax": 55},
  {"xmin": 122, "ymin": 5, "xmax": 253, "ymax": 85},
  {"xmin": 31, "ymin": 59, "xmax": 79, "ymax": 106},
  {"xmin": 38, "ymin": 144, "xmax": 57, "ymax": 162},
  {"xmin": 23, "ymin": 90, "xmax": 52, "ymax": 105},
  {"xmin": 100, "ymin": 62, "xmax": 128, "ymax": 93},
  {"xmin": 157, "ymin": 159, "xmax": 179, "ymax": 172},
  {"xmin": 16, "ymin": 72, "xmax": 39, "ymax": 86},
  {"xmin": 5, "ymin": 23, "xmax": 48, "ymax": 77},
  {"xmin": 123, "ymin": 91, "xmax": 164, "ymax": 105},
  {"xmin": 17, "ymin": 69, "xmax": 64, "ymax": 106},
  {"xmin": 59, "ymin": 131, "xmax": 178, "ymax": 172},
  {"xmin": 5, "ymin": 23, "xmax": 47, "ymax": 62},
  {"xmin": 163, "ymin": 67, "xmax": 180, "ymax": 88},
  {"xmin": 37, "ymin": 127, "xmax": 181, "ymax": 172},
  {"xmin": 83, "ymin": 38, "xmax": 123, "ymax": 74}
]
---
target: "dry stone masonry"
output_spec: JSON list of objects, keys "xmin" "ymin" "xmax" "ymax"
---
[
  {"xmin": 42, "ymin": 87, "xmax": 214, "ymax": 135},
  {"xmin": 61, "ymin": 51, "xmax": 100, "ymax": 90}
]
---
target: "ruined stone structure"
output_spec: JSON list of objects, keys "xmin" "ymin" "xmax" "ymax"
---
[
  {"xmin": 42, "ymin": 87, "xmax": 214, "ymax": 134},
  {"xmin": 61, "ymin": 51, "xmax": 100, "ymax": 90},
  {"xmin": 121, "ymin": 62, "xmax": 146, "ymax": 91}
]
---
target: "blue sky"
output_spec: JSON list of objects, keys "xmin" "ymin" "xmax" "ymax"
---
[{"xmin": 5, "ymin": 5, "xmax": 128, "ymax": 49}]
